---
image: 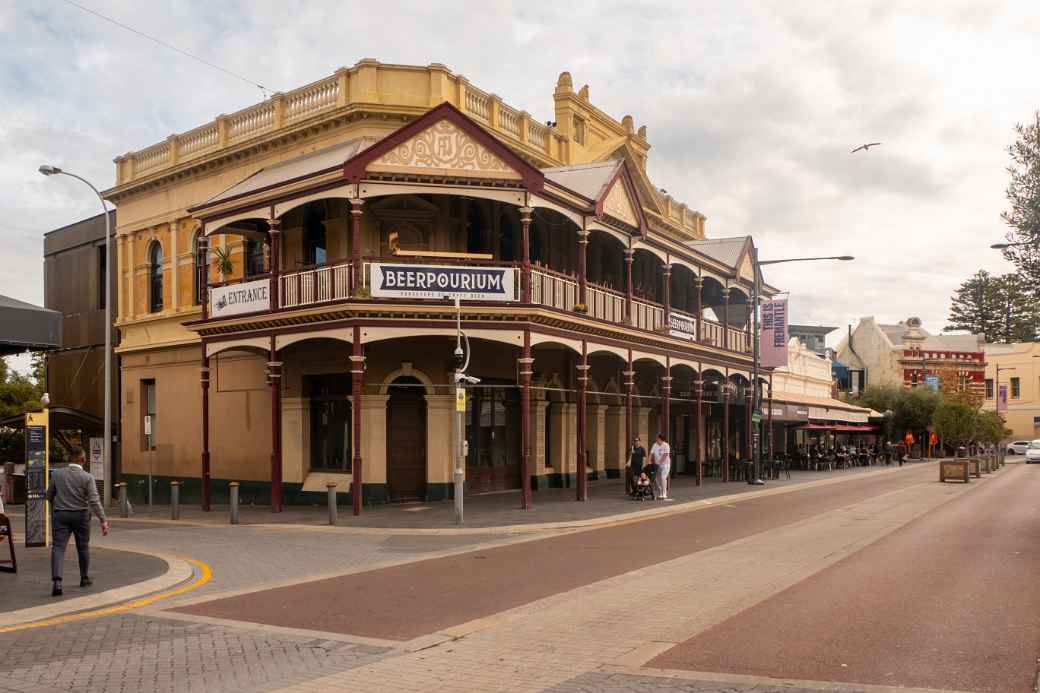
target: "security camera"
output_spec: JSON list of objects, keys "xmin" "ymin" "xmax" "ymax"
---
[{"xmin": 455, "ymin": 374, "xmax": 481, "ymax": 385}]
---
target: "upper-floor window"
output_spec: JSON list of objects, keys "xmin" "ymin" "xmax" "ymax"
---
[
  {"xmin": 245, "ymin": 238, "xmax": 266, "ymax": 277},
  {"xmin": 1011, "ymin": 377, "xmax": 1021, "ymax": 399},
  {"xmin": 148, "ymin": 241, "xmax": 164, "ymax": 313},
  {"xmin": 985, "ymin": 378, "xmax": 994, "ymax": 399},
  {"xmin": 572, "ymin": 115, "xmax": 586, "ymax": 145},
  {"xmin": 193, "ymin": 233, "xmax": 206, "ymax": 306}
]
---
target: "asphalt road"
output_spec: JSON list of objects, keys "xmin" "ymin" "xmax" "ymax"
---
[
  {"xmin": 177, "ymin": 464, "xmax": 938, "ymax": 641},
  {"xmin": 650, "ymin": 464, "xmax": 1040, "ymax": 693}
]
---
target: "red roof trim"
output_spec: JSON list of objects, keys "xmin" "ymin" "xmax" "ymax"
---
[{"xmin": 342, "ymin": 102, "xmax": 545, "ymax": 192}]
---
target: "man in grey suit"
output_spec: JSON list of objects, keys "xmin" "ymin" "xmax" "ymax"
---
[{"xmin": 46, "ymin": 446, "xmax": 109, "ymax": 596}]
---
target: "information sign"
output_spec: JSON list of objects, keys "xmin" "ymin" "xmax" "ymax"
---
[
  {"xmin": 89, "ymin": 437, "xmax": 104, "ymax": 481},
  {"xmin": 24, "ymin": 413, "xmax": 48, "ymax": 548}
]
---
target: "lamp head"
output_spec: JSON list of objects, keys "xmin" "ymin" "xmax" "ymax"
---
[
  {"xmin": 990, "ymin": 243, "xmax": 1011, "ymax": 250},
  {"xmin": 836, "ymin": 256, "xmax": 855, "ymax": 261},
  {"xmin": 38, "ymin": 165, "xmax": 63, "ymax": 176}
]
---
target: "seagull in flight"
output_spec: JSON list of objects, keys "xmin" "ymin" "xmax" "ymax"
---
[{"xmin": 850, "ymin": 142, "xmax": 882, "ymax": 153}]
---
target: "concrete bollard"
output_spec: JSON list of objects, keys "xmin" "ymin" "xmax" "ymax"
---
[
  {"xmin": 327, "ymin": 483, "xmax": 338, "ymax": 525},
  {"xmin": 116, "ymin": 482, "xmax": 130, "ymax": 518},
  {"xmin": 229, "ymin": 482, "xmax": 240, "ymax": 525},
  {"xmin": 170, "ymin": 481, "xmax": 180, "ymax": 520}
]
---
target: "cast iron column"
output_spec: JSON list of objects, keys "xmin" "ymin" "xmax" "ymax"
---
[
  {"xmin": 662, "ymin": 264, "xmax": 672, "ymax": 331},
  {"xmin": 693, "ymin": 377, "xmax": 704, "ymax": 486},
  {"xmin": 268, "ymin": 218, "xmax": 281, "ymax": 308},
  {"xmin": 268, "ymin": 348, "xmax": 283, "ymax": 512},
  {"xmin": 693, "ymin": 275, "xmax": 703, "ymax": 343},
  {"xmin": 200, "ymin": 354, "xmax": 211, "ymax": 511},
  {"xmin": 520, "ymin": 207, "xmax": 533, "ymax": 303},
  {"xmin": 350, "ymin": 198, "xmax": 364, "ymax": 293},
  {"xmin": 624, "ymin": 247, "xmax": 634, "ymax": 325},
  {"xmin": 519, "ymin": 331, "xmax": 534, "ymax": 509},
  {"xmin": 576, "ymin": 343, "xmax": 589, "ymax": 501},
  {"xmin": 351, "ymin": 326, "xmax": 364, "ymax": 515},
  {"xmin": 577, "ymin": 230, "xmax": 588, "ymax": 311}
]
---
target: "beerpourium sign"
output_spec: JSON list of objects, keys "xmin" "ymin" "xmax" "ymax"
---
[
  {"xmin": 668, "ymin": 313, "xmax": 697, "ymax": 341},
  {"xmin": 370, "ymin": 263, "xmax": 517, "ymax": 301},
  {"xmin": 210, "ymin": 279, "xmax": 271, "ymax": 318}
]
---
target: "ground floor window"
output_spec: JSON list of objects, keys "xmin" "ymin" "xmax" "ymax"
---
[{"xmin": 305, "ymin": 374, "xmax": 352, "ymax": 472}]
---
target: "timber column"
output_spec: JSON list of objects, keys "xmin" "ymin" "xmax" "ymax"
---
[
  {"xmin": 519, "ymin": 331, "xmax": 534, "ymax": 509},
  {"xmin": 350, "ymin": 326, "xmax": 365, "ymax": 515},
  {"xmin": 693, "ymin": 377, "xmax": 704, "ymax": 486},
  {"xmin": 268, "ymin": 347, "xmax": 283, "ymax": 513},
  {"xmin": 693, "ymin": 275, "xmax": 703, "ymax": 343},
  {"xmin": 200, "ymin": 354, "xmax": 211, "ymax": 511},
  {"xmin": 721, "ymin": 287, "xmax": 731, "ymax": 350},
  {"xmin": 268, "ymin": 218, "xmax": 282, "ymax": 308},
  {"xmin": 576, "ymin": 343, "xmax": 589, "ymax": 501},
  {"xmin": 350, "ymin": 198, "xmax": 364, "ymax": 293},
  {"xmin": 722, "ymin": 382, "xmax": 731, "ymax": 482},
  {"xmin": 624, "ymin": 247, "xmax": 634, "ymax": 325},
  {"xmin": 520, "ymin": 207, "xmax": 533, "ymax": 303}
]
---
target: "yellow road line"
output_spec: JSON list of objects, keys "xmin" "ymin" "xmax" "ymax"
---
[{"xmin": 0, "ymin": 557, "xmax": 212, "ymax": 633}]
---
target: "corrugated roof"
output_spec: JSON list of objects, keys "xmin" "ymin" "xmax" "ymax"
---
[
  {"xmin": 686, "ymin": 236, "xmax": 749, "ymax": 267},
  {"xmin": 202, "ymin": 137, "xmax": 378, "ymax": 207},
  {"xmin": 542, "ymin": 160, "xmax": 622, "ymax": 201},
  {"xmin": 879, "ymin": 323, "xmax": 983, "ymax": 352},
  {"xmin": 0, "ymin": 294, "xmax": 61, "ymax": 354}
]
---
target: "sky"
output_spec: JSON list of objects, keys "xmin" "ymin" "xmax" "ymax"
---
[{"xmin": 2, "ymin": 0, "xmax": 1039, "ymax": 372}]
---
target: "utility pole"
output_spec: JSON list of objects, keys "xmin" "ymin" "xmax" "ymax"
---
[{"xmin": 452, "ymin": 297, "xmax": 479, "ymax": 526}]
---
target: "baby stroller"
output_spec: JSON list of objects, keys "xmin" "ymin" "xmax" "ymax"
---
[{"xmin": 632, "ymin": 464, "xmax": 656, "ymax": 501}]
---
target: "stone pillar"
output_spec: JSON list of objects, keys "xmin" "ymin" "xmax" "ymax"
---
[
  {"xmin": 519, "ymin": 331, "xmax": 534, "ymax": 508},
  {"xmin": 550, "ymin": 403, "xmax": 577, "ymax": 485},
  {"xmin": 350, "ymin": 198, "xmax": 364, "ymax": 293},
  {"xmin": 693, "ymin": 276, "xmax": 703, "ymax": 343},
  {"xmin": 576, "ymin": 346, "xmax": 589, "ymax": 501},
  {"xmin": 604, "ymin": 404, "xmax": 626, "ymax": 477},
  {"xmin": 624, "ymin": 248, "xmax": 634, "ymax": 325},
  {"xmin": 200, "ymin": 354, "xmax": 211, "ymax": 511},
  {"xmin": 520, "ymin": 207, "xmax": 533, "ymax": 303},
  {"xmin": 721, "ymin": 287, "xmax": 731, "ymax": 350},
  {"xmin": 577, "ymin": 230, "xmax": 589, "ymax": 311},
  {"xmin": 424, "ymin": 394, "xmax": 455, "ymax": 497},
  {"xmin": 268, "ymin": 351, "xmax": 283, "ymax": 512},
  {"xmin": 532, "ymin": 399, "xmax": 550, "ymax": 481},
  {"xmin": 693, "ymin": 378, "xmax": 704, "ymax": 486},
  {"xmin": 586, "ymin": 404, "xmax": 607, "ymax": 479},
  {"xmin": 351, "ymin": 327, "xmax": 364, "ymax": 514},
  {"xmin": 268, "ymin": 218, "xmax": 282, "ymax": 308}
]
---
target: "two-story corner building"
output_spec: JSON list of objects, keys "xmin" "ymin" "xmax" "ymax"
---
[
  {"xmin": 103, "ymin": 60, "xmax": 775, "ymax": 512},
  {"xmin": 982, "ymin": 342, "xmax": 1040, "ymax": 440},
  {"xmin": 836, "ymin": 317, "xmax": 986, "ymax": 398}
]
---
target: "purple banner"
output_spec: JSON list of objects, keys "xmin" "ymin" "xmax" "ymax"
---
[
  {"xmin": 997, "ymin": 384, "xmax": 1008, "ymax": 412},
  {"xmin": 760, "ymin": 299, "xmax": 789, "ymax": 368}
]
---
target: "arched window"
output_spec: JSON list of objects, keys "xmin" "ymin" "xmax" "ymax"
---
[
  {"xmin": 148, "ymin": 241, "xmax": 164, "ymax": 313},
  {"xmin": 192, "ymin": 233, "xmax": 206, "ymax": 306}
]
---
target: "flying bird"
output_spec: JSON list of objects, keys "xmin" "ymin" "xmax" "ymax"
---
[{"xmin": 850, "ymin": 142, "xmax": 882, "ymax": 153}]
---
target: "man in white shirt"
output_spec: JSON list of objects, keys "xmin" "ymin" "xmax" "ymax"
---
[{"xmin": 650, "ymin": 433, "xmax": 671, "ymax": 500}]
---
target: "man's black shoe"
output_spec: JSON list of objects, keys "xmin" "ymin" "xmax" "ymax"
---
[
  {"xmin": 52, "ymin": 581, "xmax": 63, "ymax": 597},
  {"xmin": 80, "ymin": 577, "xmax": 93, "ymax": 588}
]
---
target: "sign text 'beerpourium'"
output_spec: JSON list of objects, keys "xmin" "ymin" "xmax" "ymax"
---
[{"xmin": 370, "ymin": 263, "xmax": 517, "ymax": 301}]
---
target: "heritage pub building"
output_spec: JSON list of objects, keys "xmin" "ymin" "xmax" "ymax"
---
[{"xmin": 104, "ymin": 61, "xmax": 774, "ymax": 511}]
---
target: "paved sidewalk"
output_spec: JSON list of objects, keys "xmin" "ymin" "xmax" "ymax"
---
[{"xmin": 104, "ymin": 464, "xmax": 923, "ymax": 531}]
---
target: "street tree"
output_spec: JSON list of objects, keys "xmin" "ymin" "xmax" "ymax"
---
[
  {"xmin": 0, "ymin": 356, "xmax": 44, "ymax": 464},
  {"xmin": 1001, "ymin": 110, "xmax": 1040, "ymax": 288},
  {"xmin": 932, "ymin": 401, "xmax": 978, "ymax": 452}
]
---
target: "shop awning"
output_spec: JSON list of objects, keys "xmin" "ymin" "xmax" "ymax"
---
[
  {"xmin": 797, "ymin": 423, "xmax": 879, "ymax": 433},
  {"xmin": 770, "ymin": 391, "xmax": 872, "ymax": 424},
  {"xmin": 0, "ymin": 294, "xmax": 61, "ymax": 356}
]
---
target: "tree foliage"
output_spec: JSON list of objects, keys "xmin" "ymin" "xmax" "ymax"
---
[
  {"xmin": 932, "ymin": 401, "xmax": 978, "ymax": 449},
  {"xmin": 0, "ymin": 356, "xmax": 45, "ymax": 463},
  {"xmin": 857, "ymin": 384, "xmax": 941, "ymax": 441},
  {"xmin": 1002, "ymin": 111, "xmax": 1040, "ymax": 288},
  {"xmin": 946, "ymin": 269, "xmax": 1038, "ymax": 342}
]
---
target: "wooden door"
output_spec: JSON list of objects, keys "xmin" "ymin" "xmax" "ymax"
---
[{"xmin": 387, "ymin": 383, "xmax": 426, "ymax": 501}]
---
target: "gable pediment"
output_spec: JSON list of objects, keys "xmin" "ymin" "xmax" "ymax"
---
[
  {"xmin": 738, "ymin": 252, "xmax": 756, "ymax": 282},
  {"xmin": 601, "ymin": 176, "xmax": 640, "ymax": 227},
  {"xmin": 368, "ymin": 119, "xmax": 520, "ymax": 180}
]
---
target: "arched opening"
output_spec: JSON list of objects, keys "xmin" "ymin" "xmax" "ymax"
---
[
  {"xmin": 670, "ymin": 264, "xmax": 698, "ymax": 316},
  {"xmin": 632, "ymin": 249, "xmax": 664, "ymax": 305},
  {"xmin": 587, "ymin": 231, "xmax": 625, "ymax": 293},
  {"xmin": 387, "ymin": 375, "xmax": 427, "ymax": 501},
  {"xmin": 148, "ymin": 240, "xmax": 164, "ymax": 313}
]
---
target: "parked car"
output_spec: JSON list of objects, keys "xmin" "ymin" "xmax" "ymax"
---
[
  {"xmin": 1026, "ymin": 441, "xmax": 1040, "ymax": 464},
  {"xmin": 1006, "ymin": 440, "xmax": 1031, "ymax": 455}
]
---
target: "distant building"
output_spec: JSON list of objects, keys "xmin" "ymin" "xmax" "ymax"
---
[
  {"xmin": 982, "ymin": 342, "xmax": 1040, "ymax": 440},
  {"xmin": 835, "ymin": 317, "xmax": 986, "ymax": 397},
  {"xmin": 788, "ymin": 324, "xmax": 835, "ymax": 356}
]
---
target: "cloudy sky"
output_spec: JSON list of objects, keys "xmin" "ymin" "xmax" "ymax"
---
[{"xmin": 2, "ymin": 0, "xmax": 1039, "ymax": 369}]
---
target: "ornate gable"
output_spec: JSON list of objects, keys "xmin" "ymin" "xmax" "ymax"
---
[
  {"xmin": 601, "ymin": 177, "xmax": 640, "ymax": 227},
  {"xmin": 369, "ymin": 120, "xmax": 519, "ymax": 180},
  {"xmin": 737, "ymin": 252, "xmax": 756, "ymax": 283}
]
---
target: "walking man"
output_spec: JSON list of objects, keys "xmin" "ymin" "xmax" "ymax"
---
[
  {"xmin": 47, "ymin": 446, "xmax": 108, "ymax": 596},
  {"xmin": 627, "ymin": 437, "xmax": 646, "ymax": 496},
  {"xmin": 650, "ymin": 433, "xmax": 671, "ymax": 500}
]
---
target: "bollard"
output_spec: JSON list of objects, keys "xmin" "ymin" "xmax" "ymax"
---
[
  {"xmin": 327, "ymin": 483, "xmax": 338, "ymax": 525},
  {"xmin": 170, "ymin": 481, "xmax": 180, "ymax": 520},
  {"xmin": 117, "ymin": 482, "xmax": 130, "ymax": 518},
  {"xmin": 229, "ymin": 482, "xmax": 240, "ymax": 525}
]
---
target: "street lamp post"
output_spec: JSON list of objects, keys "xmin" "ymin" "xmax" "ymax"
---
[
  {"xmin": 38, "ymin": 165, "xmax": 113, "ymax": 508},
  {"xmin": 749, "ymin": 253, "xmax": 854, "ymax": 485}
]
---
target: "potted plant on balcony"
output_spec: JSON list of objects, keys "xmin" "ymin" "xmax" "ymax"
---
[{"xmin": 212, "ymin": 247, "xmax": 233, "ymax": 280}]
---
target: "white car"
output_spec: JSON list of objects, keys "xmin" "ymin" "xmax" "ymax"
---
[
  {"xmin": 1006, "ymin": 440, "xmax": 1031, "ymax": 455},
  {"xmin": 1026, "ymin": 441, "xmax": 1040, "ymax": 464}
]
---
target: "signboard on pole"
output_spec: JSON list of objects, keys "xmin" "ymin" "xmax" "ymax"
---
[
  {"xmin": 760, "ymin": 299, "xmax": 788, "ymax": 368},
  {"xmin": 89, "ymin": 437, "xmax": 104, "ymax": 480},
  {"xmin": 370, "ymin": 263, "xmax": 517, "ymax": 302},
  {"xmin": 924, "ymin": 375, "xmax": 940, "ymax": 391},
  {"xmin": 997, "ymin": 384, "xmax": 1008, "ymax": 412},
  {"xmin": 210, "ymin": 278, "xmax": 271, "ymax": 318},
  {"xmin": 24, "ymin": 411, "xmax": 49, "ymax": 547}
]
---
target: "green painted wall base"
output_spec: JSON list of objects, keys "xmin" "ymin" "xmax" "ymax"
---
[{"xmin": 119, "ymin": 474, "xmax": 387, "ymax": 507}]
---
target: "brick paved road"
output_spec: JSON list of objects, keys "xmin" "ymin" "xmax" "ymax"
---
[{"xmin": 545, "ymin": 671, "xmax": 873, "ymax": 693}]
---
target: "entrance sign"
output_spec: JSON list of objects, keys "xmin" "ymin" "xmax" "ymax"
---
[
  {"xmin": 210, "ymin": 279, "xmax": 271, "ymax": 318},
  {"xmin": 760, "ymin": 299, "xmax": 789, "ymax": 368},
  {"xmin": 370, "ymin": 263, "xmax": 517, "ymax": 302},
  {"xmin": 668, "ymin": 313, "xmax": 697, "ymax": 341},
  {"xmin": 89, "ymin": 437, "xmax": 104, "ymax": 480},
  {"xmin": 24, "ymin": 411, "xmax": 49, "ymax": 548}
]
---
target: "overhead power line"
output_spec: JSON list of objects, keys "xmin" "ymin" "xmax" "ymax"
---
[{"xmin": 60, "ymin": 0, "xmax": 271, "ymax": 98}]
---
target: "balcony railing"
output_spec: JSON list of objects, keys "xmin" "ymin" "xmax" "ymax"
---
[{"xmin": 206, "ymin": 258, "xmax": 751, "ymax": 356}]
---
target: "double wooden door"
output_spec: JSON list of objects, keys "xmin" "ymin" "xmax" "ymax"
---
[{"xmin": 387, "ymin": 380, "xmax": 427, "ymax": 501}]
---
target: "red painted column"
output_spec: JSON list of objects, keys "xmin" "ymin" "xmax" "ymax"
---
[
  {"xmin": 268, "ymin": 218, "xmax": 282, "ymax": 309},
  {"xmin": 200, "ymin": 353, "xmax": 211, "ymax": 511},
  {"xmin": 520, "ymin": 207, "xmax": 533, "ymax": 303},
  {"xmin": 721, "ymin": 287, "xmax": 731, "ymax": 350},
  {"xmin": 576, "ymin": 343, "xmax": 589, "ymax": 501},
  {"xmin": 693, "ymin": 377, "xmax": 703, "ymax": 486},
  {"xmin": 693, "ymin": 275, "xmax": 703, "ymax": 343},
  {"xmin": 577, "ymin": 230, "xmax": 588, "ymax": 311},
  {"xmin": 662, "ymin": 264, "xmax": 672, "ymax": 331},
  {"xmin": 723, "ymin": 384, "xmax": 731, "ymax": 482},
  {"xmin": 268, "ymin": 346, "xmax": 283, "ymax": 513},
  {"xmin": 350, "ymin": 198, "xmax": 364, "ymax": 293},
  {"xmin": 351, "ymin": 326, "xmax": 364, "ymax": 516},
  {"xmin": 519, "ymin": 331, "xmax": 534, "ymax": 509},
  {"xmin": 624, "ymin": 247, "xmax": 634, "ymax": 325}
]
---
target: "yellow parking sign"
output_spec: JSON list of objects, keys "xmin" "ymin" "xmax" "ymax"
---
[{"xmin": 455, "ymin": 387, "xmax": 466, "ymax": 412}]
